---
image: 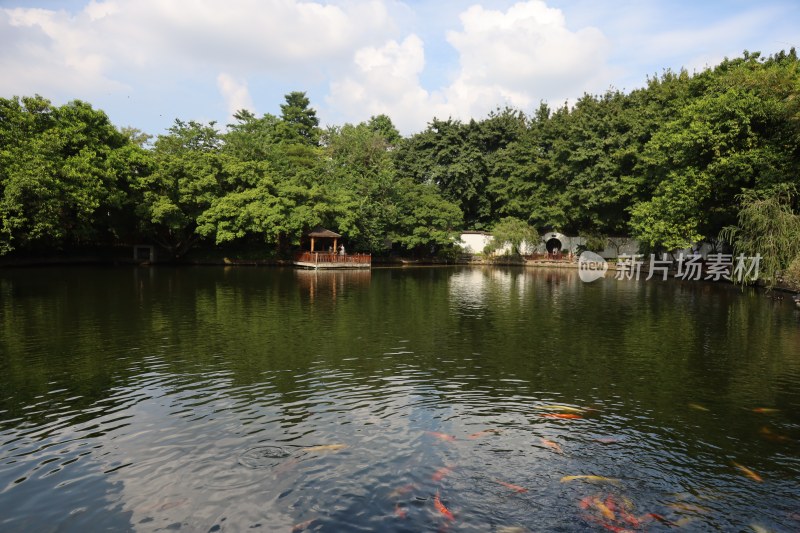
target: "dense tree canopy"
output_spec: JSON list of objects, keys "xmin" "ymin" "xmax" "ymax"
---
[{"xmin": 1, "ymin": 49, "xmax": 799, "ymax": 262}]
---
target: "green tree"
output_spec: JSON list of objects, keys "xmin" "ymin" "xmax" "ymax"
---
[
  {"xmin": 278, "ymin": 91, "xmax": 321, "ymax": 145},
  {"xmin": 391, "ymin": 179, "xmax": 463, "ymax": 255},
  {"xmin": 321, "ymin": 122, "xmax": 398, "ymax": 251},
  {"xmin": 136, "ymin": 120, "xmax": 225, "ymax": 258},
  {"xmin": 0, "ymin": 96, "xmax": 135, "ymax": 254},
  {"xmin": 486, "ymin": 217, "xmax": 537, "ymax": 255},
  {"xmin": 719, "ymin": 185, "xmax": 800, "ymax": 287}
]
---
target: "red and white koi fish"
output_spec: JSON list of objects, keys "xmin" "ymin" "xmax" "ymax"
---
[
  {"xmin": 434, "ymin": 491, "xmax": 455, "ymax": 521},
  {"xmin": 541, "ymin": 413, "xmax": 582, "ymax": 420},
  {"xmin": 540, "ymin": 437, "xmax": 563, "ymax": 454},
  {"xmin": 394, "ymin": 503, "xmax": 407, "ymax": 519}
]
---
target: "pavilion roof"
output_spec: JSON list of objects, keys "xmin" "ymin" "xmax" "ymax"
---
[{"xmin": 307, "ymin": 226, "xmax": 341, "ymax": 238}]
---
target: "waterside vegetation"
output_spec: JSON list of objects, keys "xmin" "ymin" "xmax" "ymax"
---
[{"xmin": 1, "ymin": 50, "xmax": 799, "ymax": 283}]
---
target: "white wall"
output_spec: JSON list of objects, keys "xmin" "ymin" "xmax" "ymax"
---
[{"xmin": 459, "ymin": 233, "xmax": 494, "ymax": 254}]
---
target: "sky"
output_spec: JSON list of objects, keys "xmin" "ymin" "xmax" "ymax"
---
[{"xmin": 1, "ymin": 0, "xmax": 799, "ymax": 136}]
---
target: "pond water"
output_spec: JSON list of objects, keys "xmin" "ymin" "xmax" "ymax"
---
[{"xmin": 0, "ymin": 266, "xmax": 799, "ymax": 532}]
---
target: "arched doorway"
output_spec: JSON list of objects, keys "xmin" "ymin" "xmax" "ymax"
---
[{"xmin": 546, "ymin": 237, "xmax": 562, "ymax": 253}]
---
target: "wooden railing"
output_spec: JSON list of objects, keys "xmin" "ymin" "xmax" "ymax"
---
[{"xmin": 293, "ymin": 252, "xmax": 372, "ymax": 264}]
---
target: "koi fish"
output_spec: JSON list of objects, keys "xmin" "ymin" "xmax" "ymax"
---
[
  {"xmin": 290, "ymin": 518, "xmax": 318, "ymax": 531},
  {"xmin": 750, "ymin": 525, "xmax": 772, "ymax": 533},
  {"xmin": 594, "ymin": 437, "xmax": 620, "ymax": 445},
  {"xmin": 596, "ymin": 523, "xmax": 633, "ymax": 533},
  {"xmin": 619, "ymin": 510, "xmax": 640, "ymax": 528},
  {"xmin": 666, "ymin": 502, "xmax": 711, "ymax": 514},
  {"xmin": 540, "ymin": 438, "xmax": 563, "ymax": 454},
  {"xmin": 468, "ymin": 429, "xmax": 500, "ymax": 439},
  {"xmin": 388, "ymin": 483, "xmax": 416, "ymax": 498},
  {"xmin": 541, "ymin": 413, "xmax": 582, "ymax": 419},
  {"xmin": 497, "ymin": 527, "xmax": 527, "ymax": 533},
  {"xmin": 538, "ymin": 405, "xmax": 585, "ymax": 413},
  {"xmin": 495, "ymin": 479, "xmax": 528, "ymax": 493},
  {"xmin": 732, "ymin": 461, "xmax": 763, "ymax": 482},
  {"xmin": 643, "ymin": 512, "xmax": 677, "ymax": 527},
  {"xmin": 688, "ymin": 403, "xmax": 709, "ymax": 412},
  {"xmin": 758, "ymin": 426, "xmax": 791, "ymax": 443},
  {"xmin": 426, "ymin": 431, "xmax": 456, "ymax": 442},
  {"xmin": 434, "ymin": 491, "xmax": 455, "ymax": 521},
  {"xmin": 592, "ymin": 497, "xmax": 616, "ymax": 521},
  {"xmin": 432, "ymin": 466, "xmax": 454, "ymax": 481},
  {"xmin": 752, "ymin": 407, "xmax": 780, "ymax": 414},
  {"xmin": 394, "ymin": 503, "xmax": 407, "ymax": 519},
  {"xmin": 302, "ymin": 444, "xmax": 347, "ymax": 452},
  {"xmin": 560, "ymin": 475, "xmax": 621, "ymax": 485}
]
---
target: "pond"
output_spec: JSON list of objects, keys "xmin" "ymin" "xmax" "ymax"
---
[{"xmin": 0, "ymin": 266, "xmax": 799, "ymax": 532}]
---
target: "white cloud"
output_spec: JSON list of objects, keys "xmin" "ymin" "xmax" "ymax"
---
[
  {"xmin": 325, "ymin": 0, "xmax": 612, "ymax": 133},
  {"xmin": 0, "ymin": 0, "xmax": 396, "ymax": 98},
  {"xmin": 326, "ymin": 34, "xmax": 443, "ymax": 134},
  {"xmin": 217, "ymin": 73, "xmax": 254, "ymax": 119}
]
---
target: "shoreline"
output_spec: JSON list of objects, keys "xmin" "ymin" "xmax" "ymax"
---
[{"xmin": 1, "ymin": 254, "xmax": 797, "ymax": 295}]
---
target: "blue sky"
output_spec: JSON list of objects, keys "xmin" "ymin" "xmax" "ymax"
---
[{"xmin": 1, "ymin": 0, "xmax": 798, "ymax": 136}]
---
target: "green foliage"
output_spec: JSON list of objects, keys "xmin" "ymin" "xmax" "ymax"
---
[
  {"xmin": 487, "ymin": 217, "xmax": 537, "ymax": 255},
  {"xmin": 719, "ymin": 185, "xmax": 800, "ymax": 287},
  {"xmin": 278, "ymin": 91, "xmax": 321, "ymax": 145},
  {"xmin": 3, "ymin": 49, "xmax": 800, "ymax": 262},
  {"xmin": 786, "ymin": 255, "xmax": 800, "ymax": 288},
  {"xmin": 390, "ymin": 180, "xmax": 463, "ymax": 254},
  {"xmin": 0, "ymin": 95, "xmax": 138, "ymax": 254}
]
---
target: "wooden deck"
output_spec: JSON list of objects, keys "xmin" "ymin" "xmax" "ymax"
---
[{"xmin": 293, "ymin": 251, "xmax": 371, "ymax": 269}]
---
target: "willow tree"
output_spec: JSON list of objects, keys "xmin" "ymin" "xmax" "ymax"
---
[{"xmin": 719, "ymin": 185, "xmax": 800, "ymax": 287}]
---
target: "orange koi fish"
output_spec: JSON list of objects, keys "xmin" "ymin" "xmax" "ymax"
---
[
  {"xmin": 426, "ymin": 431, "xmax": 456, "ymax": 442},
  {"xmin": 752, "ymin": 407, "xmax": 780, "ymax": 414},
  {"xmin": 434, "ymin": 491, "xmax": 455, "ymax": 521},
  {"xmin": 541, "ymin": 413, "xmax": 582, "ymax": 419},
  {"xmin": 538, "ymin": 405, "xmax": 585, "ymax": 413},
  {"xmin": 432, "ymin": 466, "xmax": 454, "ymax": 481},
  {"xmin": 468, "ymin": 429, "xmax": 500, "ymax": 439},
  {"xmin": 595, "ymin": 521, "xmax": 633, "ymax": 533},
  {"xmin": 732, "ymin": 461, "xmax": 763, "ymax": 482},
  {"xmin": 540, "ymin": 438, "xmax": 563, "ymax": 454},
  {"xmin": 394, "ymin": 503, "xmax": 407, "ymax": 519},
  {"xmin": 495, "ymin": 479, "xmax": 528, "ymax": 493}
]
